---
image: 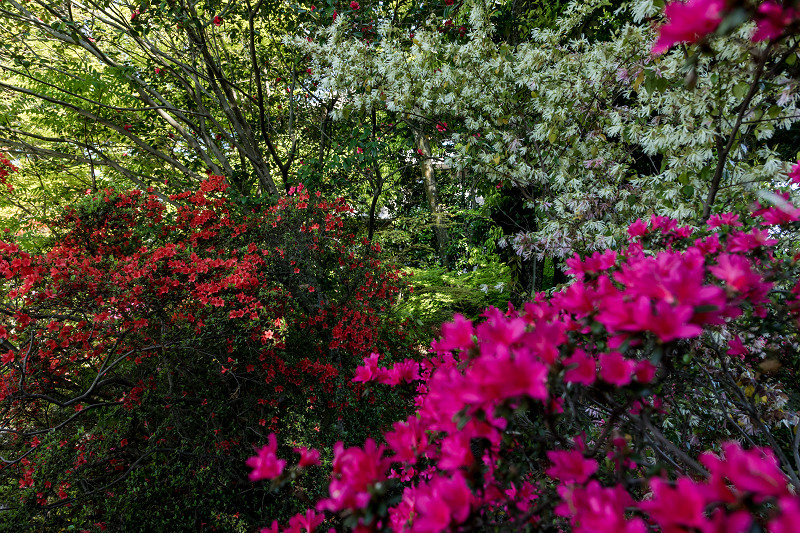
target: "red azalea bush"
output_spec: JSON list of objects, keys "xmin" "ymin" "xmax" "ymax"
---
[
  {"xmin": 0, "ymin": 174, "xmax": 417, "ymax": 531},
  {"xmin": 0, "ymin": 155, "xmax": 16, "ymax": 193},
  {"xmin": 249, "ymin": 169, "xmax": 800, "ymax": 531}
]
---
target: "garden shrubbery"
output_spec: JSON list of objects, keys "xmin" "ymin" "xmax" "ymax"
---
[
  {"xmin": 251, "ymin": 189, "xmax": 800, "ymax": 532},
  {"xmin": 0, "ymin": 174, "xmax": 417, "ymax": 531}
]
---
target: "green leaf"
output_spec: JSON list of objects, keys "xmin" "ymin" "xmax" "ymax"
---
[{"xmin": 732, "ymin": 82, "xmax": 750, "ymax": 99}]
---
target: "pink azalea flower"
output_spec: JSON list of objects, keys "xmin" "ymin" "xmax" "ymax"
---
[
  {"xmin": 260, "ymin": 520, "xmax": 280, "ymax": 533},
  {"xmin": 566, "ymin": 250, "xmax": 619, "ymax": 278},
  {"xmin": 790, "ymin": 161, "xmax": 800, "ymax": 185},
  {"xmin": 709, "ymin": 508, "xmax": 752, "ymax": 533},
  {"xmin": 641, "ymin": 300, "xmax": 703, "ymax": 342},
  {"xmin": 563, "ymin": 349, "xmax": 596, "ymax": 385},
  {"xmin": 546, "ymin": 450, "xmax": 598, "ymax": 484},
  {"xmin": 753, "ymin": 1, "xmax": 795, "ymax": 42},
  {"xmin": 727, "ymin": 229, "xmax": 778, "ymax": 252},
  {"xmin": 707, "ymin": 212, "xmax": 742, "ymax": 229},
  {"xmin": 650, "ymin": 214, "xmax": 678, "ymax": 233},
  {"xmin": 556, "ymin": 481, "xmax": 643, "ymax": 533},
  {"xmin": 350, "ymin": 1, "xmax": 360, "ymax": 9},
  {"xmin": 433, "ymin": 313, "xmax": 475, "ymax": 352},
  {"xmin": 633, "ymin": 360, "xmax": 656, "ymax": 383},
  {"xmin": 554, "ymin": 281, "xmax": 597, "ymax": 316},
  {"xmin": 769, "ymin": 497, "xmax": 800, "ymax": 533},
  {"xmin": 388, "ymin": 487, "xmax": 416, "ymax": 532},
  {"xmin": 652, "ymin": 0, "xmax": 726, "ymax": 55},
  {"xmin": 599, "ymin": 352, "xmax": 635, "ymax": 386},
  {"xmin": 709, "ymin": 254, "xmax": 760, "ymax": 293},
  {"xmin": 285, "ymin": 509, "xmax": 324, "ymax": 533},
  {"xmin": 438, "ymin": 433, "xmax": 474, "ymax": 470},
  {"xmin": 757, "ymin": 204, "xmax": 800, "ymax": 225},
  {"xmin": 694, "ymin": 233, "xmax": 722, "ymax": 255},
  {"xmin": 412, "ymin": 473, "xmax": 472, "ymax": 532},
  {"xmin": 352, "ymin": 352, "xmax": 381, "ymax": 382},
  {"xmin": 702, "ymin": 442, "xmax": 791, "ymax": 499},
  {"xmin": 727, "ymin": 336, "xmax": 747, "ymax": 359},
  {"xmin": 294, "ymin": 446, "xmax": 321, "ymax": 468},
  {"xmin": 639, "ymin": 477, "xmax": 710, "ymax": 531},
  {"xmin": 520, "ymin": 321, "xmax": 565, "ymax": 364},
  {"xmin": 317, "ymin": 439, "xmax": 390, "ymax": 512},
  {"xmin": 246, "ymin": 434, "xmax": 286, "ymax": 481},
  {"xmin": 627, "ymin": 218, "xmax": 648, "ymax": 238},
  {"xmin": 476, "ymin": 308, "xmax": 526, "ymax": 358},
  {"xmin": 470, "ymin": 355, "xmax": 549, "ymax": 403},
  {"xmin": 378, "ymin": 359, "xmax": 421, "ymax": 385},
  {"xmin": 504, "ymin": 480, "xmax": 539, "ymax": 512},
  {"xmin": 385, "ymin": 416, "xmax": 428, "ymax": 464}
]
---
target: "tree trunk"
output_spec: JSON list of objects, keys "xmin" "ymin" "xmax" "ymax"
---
[{"xmin": 415, "ymin": 132, "xmax": 450, "ymax": 268}]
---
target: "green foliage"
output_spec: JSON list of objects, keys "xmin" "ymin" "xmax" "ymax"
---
[{"xmin": 397, "ymin": 262, "xmax": 512, "ymax": 333}]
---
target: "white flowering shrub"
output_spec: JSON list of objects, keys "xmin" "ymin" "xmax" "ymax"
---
[{"xmin": 289, "ymin": 0, "xmax": 800, "ymax": 258}]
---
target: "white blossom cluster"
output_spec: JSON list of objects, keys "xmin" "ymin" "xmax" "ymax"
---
[{"xmin": 288, "ymin": 0, "xmax": 800, "ymax": 257}]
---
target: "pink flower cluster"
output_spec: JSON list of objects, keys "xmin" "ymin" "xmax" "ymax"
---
[
  {"xmin": 554, "ymin": 443, "xmax": 798, "ymax": 533},
  {"xmin": 317, "ymin": 439, "xmax": 391, "ymax": 512},
  {"xmin": 352, "ymin": 352, "xmax": 420, "ymax": 385},
  {"xmin": 248, "ymin": 197, "xmax": 800, "ymax": 531}
]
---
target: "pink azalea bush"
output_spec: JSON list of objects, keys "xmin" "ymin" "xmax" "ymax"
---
[{"xmin": 247, "ymin": 162, "xmax": 800, "ymax": 530}]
